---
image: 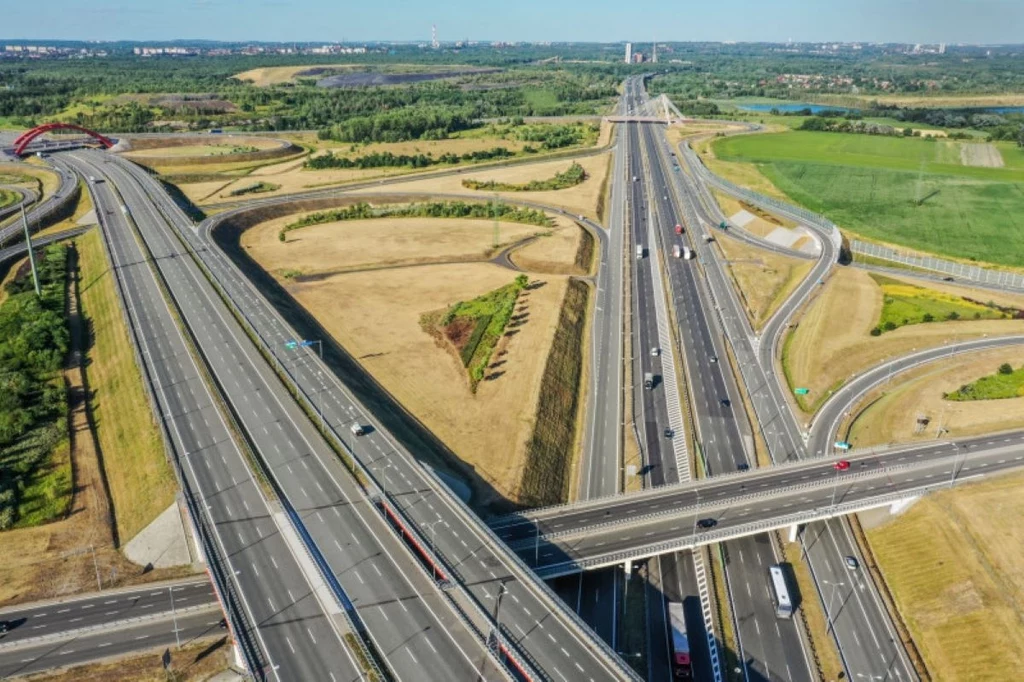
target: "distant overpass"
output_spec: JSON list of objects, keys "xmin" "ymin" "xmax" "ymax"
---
[{"xmin": 488, "ymin": 433, "xmax": 1024, "ymax": 578}]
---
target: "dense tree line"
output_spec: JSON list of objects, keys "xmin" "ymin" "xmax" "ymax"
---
[
  {"xmin": 462, "ymin": 162, "xmax": 587, "ymax": 192},
  {"xmin": 0, "ymin": 245, "xmax": 69, "ymax": 529}
]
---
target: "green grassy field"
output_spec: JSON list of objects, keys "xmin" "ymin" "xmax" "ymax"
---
[
  {"xmin": 715, "ymin": 131, "xmax": 1024, "ymax": 266},
  {"xmin": 946, "ymin": 363, "xmax": 1024, "ymax": 400},
  {"xmin": 872, "ymin": 274, "xmax": 1012, "ymax": 332},
  {"xmin": 0, "ymin": 188, "xmax": 18, "ymax": 209}
]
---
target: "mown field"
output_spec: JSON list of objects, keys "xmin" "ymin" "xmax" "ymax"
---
[{"xmin": 714, "ymin": 131, "xmax": 1024, "ymax": 267}]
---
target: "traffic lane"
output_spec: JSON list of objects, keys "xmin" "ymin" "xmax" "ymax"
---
[
  {"xmin": 801, "ymin": 520, "xmax": 915, "ymax": 681},
  {"xmin": 659, "ymin": 553, "xmax": 715, "ymax": 682},
  {"xmin": 0, "ymin": 581, "xmax": 216, "ymax": 645},
  {"xmin": 0, "ymin": 611, "xmax": 229, "ymax": 680},
  {"xmin": 75, "ymin": 158, "xmax": 360, "ymax": 682},
  {"xmin": 116, "ymin": 147, "xmax": 637, "ymax": 681},
  {"xmin": 494, "ymin": 433, "xmax": 1024, "ymax": 540},
  {"xmin": 726, "ymin": 535, "xmax": 813, "ymax": 682},
  {"xmin": 578, "ymin": 569, "xmax": 617, "ymax": 646},
  {"xmin": 514, "ymin": 444, "xmax": 1024, "ymax": 565},
  {"xmin": 810, "ymin": 335, "xmax": 1024, "ymax": 457},
  {"xmin": 104, "ymin": 161, "xmax": 496, "ymax": 682}
]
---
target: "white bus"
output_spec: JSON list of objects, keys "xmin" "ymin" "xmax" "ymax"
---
[{"xmin": 768, "ymin": 565, "xmax": 794, "ymax": 619}]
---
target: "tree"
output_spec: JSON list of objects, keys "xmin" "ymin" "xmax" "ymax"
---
[{"xmin": 998, "ymin": 363, "xmax": 1014, "ymax": 375}]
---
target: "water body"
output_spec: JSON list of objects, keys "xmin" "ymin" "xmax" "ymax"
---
[{"xmin": 736, "ymin": 102, "xmax": 1024, "ymax": 115}]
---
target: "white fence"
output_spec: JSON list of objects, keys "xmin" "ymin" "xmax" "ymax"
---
[{"xmin": 852, "ymin": 239, "xmax": 1024, "ymax": 292}]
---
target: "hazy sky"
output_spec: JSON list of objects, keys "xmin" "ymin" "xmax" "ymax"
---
[{"xmin": 5, "ymin": 0, "xmax": 1023, "ymax": 44}]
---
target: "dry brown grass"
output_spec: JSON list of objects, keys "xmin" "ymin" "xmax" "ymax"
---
[
  {"xmin": 242, "ymin": 215, "xmax": 558, "ymax": 277},
  {"xmin": 19, "ymin": 635, "xmax": 231, "ymax": 682},
  {"xmin": 713, "ymin": 190, "xmax": 797, "ymax": 233},
  {"xmin": 348, "ymin": 153, "xmax": 612, "ymax": 219},
  {"xmin": 842, "ymin": 347, "xmax": 1024, "ymax": 447},
  {"xmin": 278, "ymin": 262, "xmax": 568, "ymax": 507},
  {"xmin": 865, "ymin": 471, "xmax": 1024, "ymax": 681},
  {"xmin": 233, "ymin": 64, "xmax": 359, "ymax": 86},
  {"xmin": 0, "ymin": 162, "xmax": 60, "ymax": 199},
  {"xmin": 715, "ymin": 233, "xmax": 814, "ymax": 329},
  {"xmin": 690, "ymin": 136, "xmax": 791, "ymax": 202},
  {"xmin": 783, "ymin": 267, "xmax": 1024, "ymax": 414},
  {"xmin": 509, "ymin": 223, "xmax": 584, "ymax": 275}
]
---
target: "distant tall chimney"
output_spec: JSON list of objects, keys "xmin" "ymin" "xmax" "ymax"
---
[
  {"xmin": 652, "ymin": 40, "xmax": 657, "ymax": 63},
  {"xmin": 625, "ymin": 42, "xmax": 633, "ymax": 64},
  {"xmin": 431, "ymin": 24, "xmax": 439, "ymax": 49}
]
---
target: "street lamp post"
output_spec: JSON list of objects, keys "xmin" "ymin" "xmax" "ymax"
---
[
  {"xmin": 424, "ymin": 520, "xmax": 441, "ymax": 583},
  {"xmin": 690, "ymin": 489, "xmax": 701, "ymax": 545},
  {"xmin": 822, "ymin": 579, "xmax": 845, "ymax": 636},
  {"xmin": 169, "ymin": 586, "xmax": 181, "ymax": 649},
  {"xmin": 534, "ymin": 523, "xmax": 542, "ymax": 567},
  {"xmin": 378, "ymin": 460, "xmax": 393, "ymax": 500},
  {"xmin": 950, "ymin": 442, "xmax": 962, "ymax": 488}
]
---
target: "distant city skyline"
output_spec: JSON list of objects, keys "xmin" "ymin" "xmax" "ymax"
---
[{"xmin": 4, "ymin": 0, "xmax": 1023, "ymax": 45}]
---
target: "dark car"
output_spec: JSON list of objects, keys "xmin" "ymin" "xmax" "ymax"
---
[
  {"xmin": 737, "ymin": 463, "xmax": 750, "ymax": 472},
  {"xmin": 697, "ymin": 518, "xmax": 717, "ymax": 529},
  {"xmin": 664, "ymin": 427, "xmax": 675, "ymax": 439},
  {"xmin": 720, "ymin": 398, "xmax": 731, "ymax": 407},
  {"xmin": 942, "ymin": 276, "xmax": 955, "ymax": 282}
]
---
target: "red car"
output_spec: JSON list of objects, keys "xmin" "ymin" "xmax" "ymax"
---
[
  {"xmin": 674, "ymin": 224, "xmax": 684, "ymax": 235},
  {"xmin": 834, "ymin": 460, "xmax": 851, "ymax": 471}
]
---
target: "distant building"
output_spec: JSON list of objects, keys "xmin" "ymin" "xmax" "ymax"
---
[
  {"xmin": 632, "ymin": 52, "xmax": 643, "ymax": 63},
  {"xmin": 624, "ymin": 42, "xmax": 632, "ymax": 64}
]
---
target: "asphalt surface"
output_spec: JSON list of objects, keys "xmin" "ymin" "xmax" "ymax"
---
[
  {"xmin": 0, "ymin": 185, "xmax": 36, "ymax": 222},
  {"xmin": 634, "ymin": 115, "xmax": 813, "ymax": 682},
  {"xmin": 0, "ymin": 580, "xmax": 216, "ymax": 648},
  {"xmin": 65, "ymin": 151, "xmax": 502, "ymax": 682},
  {"xmin": 0, "ymin": 226, "xmax": 93, "ymax": 267},
  {"xmin": 88, "ymin": 150, "xmax": 637, "ymax": 681},
  {"xmin": 0, "ymin": 159, "xmax": 77, "ymax": 247},
  {"xmin": 61, "ymin": 152, "xmax": 366, "ymax": 682}
]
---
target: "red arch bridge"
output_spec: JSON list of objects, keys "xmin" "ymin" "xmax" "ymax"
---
[{"xmin": 12, "ymin": 123, "xmax": 115, "ymax": 156}]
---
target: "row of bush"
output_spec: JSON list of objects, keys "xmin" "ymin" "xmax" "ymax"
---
[
  {"xmin": 305, "ymin": 146, "xmax": 514, "ymax": 170},
  {"xmin": 461, "ymin": 162, "xmax": 587, "ymax": 192},
  {"xmin": 0, "ymin": 245, "xmax": 70, "ymax": 530},
  {"xmin": 279, "ymin": 200, "xmax": 553, "ymax": 240}
]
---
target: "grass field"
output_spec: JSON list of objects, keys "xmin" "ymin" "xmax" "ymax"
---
[
  {"xmin": 945, "ymin": 360, "xmax": 1024, "ymax": 401},
  {"xmin": 782, "ymin": 267, "xmax": 1024, "ymax": 416},
  {"xmin": 872, "ymin": 273, "xmax": 1013, "ymax": 332},
  {"xmin": 715, "ymin": 233, "xmax": 814, "ymax": 329},
  {"xmin": 518, "ymin": 278, "xmax": 588, "ymax": 507},
  {"xmin": 349, "ymin": 152, "xmax": 612, "ymax": 219},
  {"xmin": 714, "ymin": 131, "xmax": 1024, "ymax": 267},
  {"xmin": 0, "ymin": 188, "xmax": 17, "ymax": 209},
  {"xmin": 0, "ymin": 162, "xmax": 59, "ymax": 201},
  {"xmin": 843, "ymin": 347, "xmax": 1024, "ymax": 447},
  {"xmin": 77, "ymin": 229, "xmax": 176, "ymax": 542},
  {"xmin": 24, "ymin": 635, "xmax": 231, "ymax": 681},
  {"xmin": 241, "ymin": 215, "xmax": 559, "ymax": 277},
  {"xmin": 865, "ymin": 471, "xmax": 1024, "ymax": 681},
  {"xmin": 510, "ymin": 223, "xmax": 586, "ymax": 275}
]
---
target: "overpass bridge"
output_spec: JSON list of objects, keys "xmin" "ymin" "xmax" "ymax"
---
[{"xmin": 488, "ymin": 433, "xmax": 1024, "ymax": 578}]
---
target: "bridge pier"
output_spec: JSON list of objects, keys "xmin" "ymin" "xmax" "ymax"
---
[
  {"xmin": 788, "ymin": 523, "xmax": 800, "ymax": 543},
  {"xmin": 890, "ymin": 496, "xmax": 920, "ymax": 516},
  {"xmin": 623, "ymin": 559, "xmax": 632, "ymax": 574}
]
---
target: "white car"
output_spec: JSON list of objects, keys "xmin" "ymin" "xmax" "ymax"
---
[
  {"xmin": 651, "ymin": 347, "xmax": 661, "ymax": 357},
  {"xmin": 350, "ymin": 423, "xmax": 366, "ymax": 437}
]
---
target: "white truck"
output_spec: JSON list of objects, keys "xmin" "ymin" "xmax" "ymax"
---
[
  {"xmin": 350, "ymin": 423, "xmax": 366, "ymax": 437},
  {"xmin": 636, "ymin": 244, "xmax": 645, "ymax": 259},
  {"xmin": 668, "ymin": 602, "xmax": 692, "ymax": 679},
  {"xmin": 672, "ymin": 244, "xmax": 682, "ymax": 258},
  {"xmin": 683, "ymin": 246, "xmax": 694, "ymax": 260}
]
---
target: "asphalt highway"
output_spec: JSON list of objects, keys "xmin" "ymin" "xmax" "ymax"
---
[
  {"xmin": 0, "ymin": 158, "xmax": 78, "ymax": 246},
  {"xmin": 90, "ymin": 150, "xmax": 638, "ymax": 681},
  {"xmin": 67, "ymin": 151, "xmax": 503, "ymax": 682},
  {"xmin": 0, "ymin": 226, "xmax": 93, "ymax": 267},
  {"xmin": 0, "ymin": 580, "xmax": 216, "ymax": 648},
  {"xmin": 0, "ymin": 609, "xmax": 226, "ymax": 678},
  {"xmin": 61, "ymin": 153, "xmax": 366, "ymax": 682}
]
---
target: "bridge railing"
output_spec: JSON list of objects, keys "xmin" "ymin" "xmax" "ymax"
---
[{"xmin": 530, "ymin": 480, "xmax": 958, "ymax": 578}]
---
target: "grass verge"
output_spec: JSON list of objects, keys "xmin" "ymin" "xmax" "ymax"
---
[
  {"xmin": 77, "ymin": 228, "xmax": 176, "ymax": 541},
  {"xmin": 519, "ymin": 279, "xmax": 589, "ymax": 507},
  {"xmin": 945, "ymin": 362, "xmax": 1024, "ymax": 400},
  {"xmin": 462, "ymin": 162, "xmax": 587, "ymax": 192},
  {"xmin": 871, "ymin": 273, "xmax": 1015, "ymax": 333}
]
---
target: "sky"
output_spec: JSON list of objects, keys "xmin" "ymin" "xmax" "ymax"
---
[{"xmin": 5, "ymin": 0, "xmax": 1023, "ymax": 45}]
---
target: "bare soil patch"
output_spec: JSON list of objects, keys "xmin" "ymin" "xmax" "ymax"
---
[{"xmin": 960, "ymin": 143, "xmax": 1005, "ymax": 168}]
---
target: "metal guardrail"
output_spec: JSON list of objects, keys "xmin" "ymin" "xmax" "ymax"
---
[
  {"xmin": 0, "ymin": 603, "xmax": 218, "ymax": 652},
  {"xmin": 530, "ymin": 481, "xmax": 953, "ymax": 578},
  {"xmin": 78, "ymin": 173, "xmax": 266, "ymax": 679},
  {"xmin": 851, "ymin": 239, "xmax": 1024, "ymax": 291}
]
